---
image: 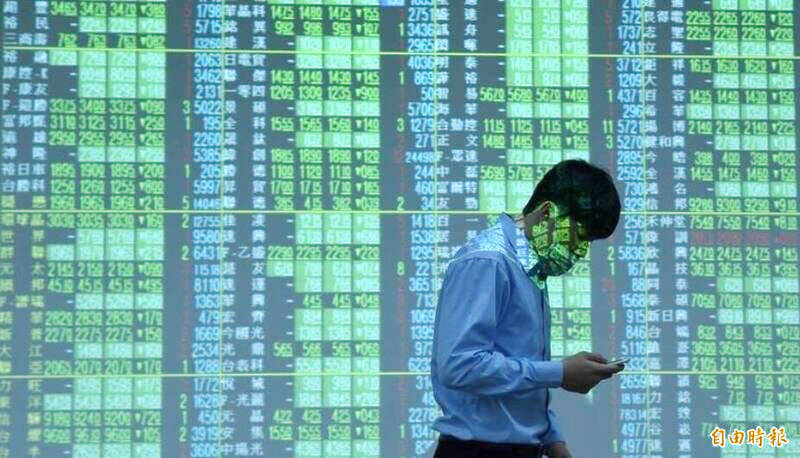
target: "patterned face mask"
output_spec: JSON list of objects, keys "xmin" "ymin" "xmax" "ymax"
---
[
  {"xmin": 535, "ymin": 241, "xmax": 582, "ymax": 277},
  {"xmin": 528, "ymin": 204, "xmax": 589, "ymax": 277}
]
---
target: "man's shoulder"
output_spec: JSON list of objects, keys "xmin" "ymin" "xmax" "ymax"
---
[
  {"xmin": 447, "ymin": 224, "xmax": 520, "ymax": 273},
  {"xmin": 448, "ymin": 250, "xmax": 509, "ymax": 267},
  {"xmin": 450, "ymin": 224, "xmax": 518, "ymax": 263}
]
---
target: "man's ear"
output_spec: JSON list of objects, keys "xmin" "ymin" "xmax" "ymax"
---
[
  {"xmin": 538, "ymin": 201, "xmax": 553, "ymax": 219},
  {"xmin": 525, "ymin": 202, "xmax": 550, "ymax": 228}
]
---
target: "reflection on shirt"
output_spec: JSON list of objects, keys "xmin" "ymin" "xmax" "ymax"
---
[{"xmin": 430, "ymin": 212, "xmax": 564, "ymax": 445}]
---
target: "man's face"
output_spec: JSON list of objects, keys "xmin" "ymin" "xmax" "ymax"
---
[{"xmin": 524, "ymin": 201, "xmax": 589, "ymax": 277}]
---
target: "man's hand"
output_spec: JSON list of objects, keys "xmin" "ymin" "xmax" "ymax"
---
[
  {"xmin": 560, "ymin": 351, "xmax": 623, "ymax": 394},
  {"xmin": 544, "ymin": 441, "xmax": 572, "ymax": 458}
]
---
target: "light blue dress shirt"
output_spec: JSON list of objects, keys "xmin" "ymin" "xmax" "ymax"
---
[{"xmin": 431, "ymin": 212, "xmax": 565, "ymax": 445}]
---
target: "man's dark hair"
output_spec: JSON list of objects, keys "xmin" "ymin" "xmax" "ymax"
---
[{"xmin": 522, "ymin": 159, "xmax": 621, "ymax": 241}]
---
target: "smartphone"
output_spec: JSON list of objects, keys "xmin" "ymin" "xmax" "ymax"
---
[{"xmin": 606, "ymin": 356, "xmax": 629, "ymax": 366}]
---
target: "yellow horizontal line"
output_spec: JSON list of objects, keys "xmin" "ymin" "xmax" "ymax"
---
[
  {"xmin": 4, "ymin": 45, "xmax": 799, "ymax": 60},
  {"xmin": 2, "ymin": 209, "xmax": 798, "ymax": 216},
  {"xmin": 0, "ymin": 370, "xmax": 796, "ymax": 380}
]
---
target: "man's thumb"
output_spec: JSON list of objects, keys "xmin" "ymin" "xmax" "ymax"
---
[
  {"xmin": 607, "ymin": 363, "xmax": 624, "ymax": 374},
  {"xmin": 594, "ymin": 362, "xmax": 622, "ymax": 377}
]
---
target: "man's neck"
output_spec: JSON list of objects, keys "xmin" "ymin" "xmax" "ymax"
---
[
  {"xmin": 512, "ymin": 213, "xmax": 530, "ymax": 241},
  {"xmin": 511, "ymin": 213, "xmax": 548, "ymax": 284}
]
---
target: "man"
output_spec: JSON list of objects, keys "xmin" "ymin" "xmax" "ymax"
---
[{"xmin": 431, "ymin": 160, "xmax": 624, "ymax": 458}]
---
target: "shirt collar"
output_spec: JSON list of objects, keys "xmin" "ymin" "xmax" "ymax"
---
[{"xmin": 499, "ymin": 212, "xmax": 539, "ymax": 273}]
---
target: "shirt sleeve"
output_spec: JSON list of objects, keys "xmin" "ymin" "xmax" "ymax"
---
[
  {"xmin": 541, "ymin": 403, "xmax": 565, "ymax": 445},
  {"xmin": 433, "ymin": 257, "xmax": 563, "ymax": 396}
]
